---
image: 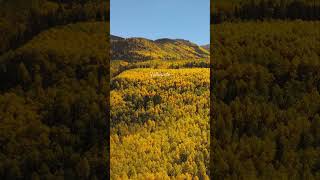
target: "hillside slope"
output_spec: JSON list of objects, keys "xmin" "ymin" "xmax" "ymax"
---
[
  {"xmin": 0, "ymin": 22, "xmax": 109, "ymax": 179},
  {"xmin": 201, "ymin": 44, "xmax": 210, "ymax": 51},
  {"xmin": 111, "ymin": 68, "xmax": 210, "ymax": 179},
  {"xmin": 0, "ymin": 0, "xmax": 108, "ymax": 55},
  {"xmin": 111, "ymin": 36, "xmax": 209, "ymax": 61},
  {"xmin": 0, "ymin": 22, "xmax": 109, "ymax": 90},
  {"xmin": 211, "ymin": 21, "xmax": 320, "ymax": 179}
]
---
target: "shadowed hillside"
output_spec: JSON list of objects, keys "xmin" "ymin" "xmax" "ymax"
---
[
  {"xmin": 211, "ymin": 20, "xmax": 320, "ymax": 179},
  {"xmin": 0, "ymin": 2, "xmax": 109, "ymax": 176},
  {"xmin": 0, "ymin": 0, "xmax": 108, "ymax": 55}
]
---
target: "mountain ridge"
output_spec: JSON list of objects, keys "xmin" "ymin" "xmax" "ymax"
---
[
  {"xmin": 111, "ymin": 35, "xmax": 201, "ymax": 45},
  {"xmin": 111, "ymin": 35, "xmax": 210, "ymax": 61},
  {"xmin": 201, "ymin": 44, "xmax": 210, "ymax": 51}
]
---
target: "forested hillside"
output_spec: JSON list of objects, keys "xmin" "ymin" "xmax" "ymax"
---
[
  {"xmin": 111, "ymin": 36, "xmax": 209, "ymax": 61},
  {"xmin": 0, "ymin": 0, "xmax": 108, "ymax": 55},
  {"xmin": 0, "ymin": 0, "xmax": 109, "ymax": 179},
  {"xmin": 211, "ymin": 1, "xmax": 320, "ymax": 178},
  {"xmin": 110, "ymin": 35, "xmax": 210, "ymax": 178},
  {"xmin": 111, "ymin": 68, "xmax": 210, "ymax": 179},
  {"xmin": 211, "ymin": 21, "xmax": 320, "ymax": 179}
]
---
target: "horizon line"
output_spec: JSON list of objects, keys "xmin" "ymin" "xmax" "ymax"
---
[{"xmin": 110, "ymin": 34, "xmax": 210, "ymax": 46}]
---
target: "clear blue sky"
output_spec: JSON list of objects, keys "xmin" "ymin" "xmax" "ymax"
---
[{"xmin": 110, "ymin": 0, "xmax": 210, "ymax": 45}]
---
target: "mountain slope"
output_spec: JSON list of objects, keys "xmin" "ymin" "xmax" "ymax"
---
[
  {"xmin": 0, "ymin": 22, "xmax": 109, "ymax": 179},
  {"xmin": 211, "ymin": 21, "xmax": 320, "ymax": 179},
  {"xmin": 0, "ymin": 0, "xmax": 108, "ymax": 55},
  {"xmin": 0, "ymin": 22, "xmax": 109, "ymax": 90},
  {"xmin": 201, "ymin": 44, "xmax": 210, "ymax": 51},
  {"xmin": 111, "ymin": 36, "xmax": 209, "ymax": 61},
  {"xmin": 111, "ymin": 68, "xmax": 210, "ymax": 179}
]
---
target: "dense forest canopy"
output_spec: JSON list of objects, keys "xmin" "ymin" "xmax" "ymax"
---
[
  {"xmin": 212, "ymin": 0, "xmax": 320, "ymax": 23},
  {"xmin": 110, "ymin": 68, "xmax": 210, "ymax": 179},
  {"xmin": 211, "ymin": 1, "xmax": 320, "ymax": 178},
  {"xmin": 0, "ymin": 0, "xmax": 109, "ymax": 179},
  {"xmin": 211, "ymin": 21, "xmax": 320, "ymax": 179}
]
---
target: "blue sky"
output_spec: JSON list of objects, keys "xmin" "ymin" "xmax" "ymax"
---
[{"xmin": 110, "ymin": 0, "xmax": 210, "ymax": 45}]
